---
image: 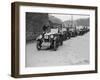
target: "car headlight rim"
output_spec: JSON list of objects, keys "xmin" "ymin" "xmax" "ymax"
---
[
  {"xmin": 44, "ymin": 35, "xmax": 48, "ymax": 39},
  {"xmin": 50, "ymin": 35, "xmax": 54, "ymax": 38}
]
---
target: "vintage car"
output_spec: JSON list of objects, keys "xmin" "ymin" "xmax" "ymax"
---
[
  {"xmin": 77, "ymin": 26, "xmax": 89, "ymax": 36},
  {"xmin": 61, "ymin": 27, "xmax": 70, "ymax": 40},
  {"xmin": 68, "ymin": 27, "xmax": 77, "ymax": 37},
  {"xmin": 36, "ymin": 28, "xmax": 63, "ymax": 51},
  {"xmin": 82, "ymin": 26, "xmax": 90, "ymax": 34}
]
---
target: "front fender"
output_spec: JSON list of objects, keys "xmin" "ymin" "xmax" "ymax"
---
[
  {"xmin": 36, "ymin": 35, "xmax": 42, "ymax": 40},
  {"xmin": 37, "ymin": 39, "xmax": 43, "ymax": 42},
  {"xmin": 54, "ymin": 37, "xmax": 57, "ymax": 40}
]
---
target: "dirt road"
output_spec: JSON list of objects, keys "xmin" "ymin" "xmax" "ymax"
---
[{"xmin": 26, "ymin": 32, "xmax": 90, "ymax": 67}]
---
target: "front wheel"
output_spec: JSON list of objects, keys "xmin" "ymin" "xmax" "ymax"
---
[{"xmin": 37, "ymin": 41, "xmax": 41, "ymax": 50}]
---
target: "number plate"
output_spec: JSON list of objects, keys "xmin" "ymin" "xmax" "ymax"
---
[{"xmin": 42, "ymin": 42, "xmax": 51, "ymax": 46}]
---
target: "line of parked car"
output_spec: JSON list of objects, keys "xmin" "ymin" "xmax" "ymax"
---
[
  {"xmin": 62, "ymin": 26, "xmax": 89, "ymax": 41},
  {"xmin": 36, "ymin": 25, "xmax": 89, "ymax": 51}
]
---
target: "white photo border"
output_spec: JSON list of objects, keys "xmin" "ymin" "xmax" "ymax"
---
[{"xmin": 19, "ymin": 5, "xmax": 96, "ymax": 75}]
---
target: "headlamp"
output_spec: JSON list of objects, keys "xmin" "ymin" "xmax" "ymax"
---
[
  {"xmin": 50, "ymin": 35, "xmax": 54, "ymax": 38},
  {"xmin": 44, "ymin": 35, "xmax": 48, "ymax": 39}
]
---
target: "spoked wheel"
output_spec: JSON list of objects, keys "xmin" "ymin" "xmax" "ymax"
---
[{"xmin": 37, "ymin": 41, "xmax": 41, "ymax": 50}]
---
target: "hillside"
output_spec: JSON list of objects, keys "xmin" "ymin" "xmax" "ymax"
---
[
  {"xmin": 63, "ymin": 18, "xmax": 90, "ymax": 27},
  {"xmin": 48, "ymin": 15, "xmax": 62, "ymax": 24}
]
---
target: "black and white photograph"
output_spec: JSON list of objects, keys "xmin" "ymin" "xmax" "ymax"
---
[
  {"xmin": 11, "ymin": 2, "xmax": 97, "ymax": 78},
  {"xmin": 25, "ymin": 13, "xmax": 90, "ymax": 67}
]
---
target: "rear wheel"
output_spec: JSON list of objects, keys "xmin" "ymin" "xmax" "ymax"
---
[
  {"xmin": 60, "ymin": 40, "xmax": 63, "ymax": 45},
  {"xmin": 53, "ymin": 40, "xmax": 57, "ymax": 51},
  {"xmin": 59, "ymin": 38, "xmax": 63, "ymax": 46}
]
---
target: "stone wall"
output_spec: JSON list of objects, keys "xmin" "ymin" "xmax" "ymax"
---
[{"xmin": 26, "ymin": 12, "xmax": 49, "ymax": 42}]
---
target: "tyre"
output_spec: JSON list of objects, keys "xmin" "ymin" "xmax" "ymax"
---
[
  {"xmin": 53, "ymin": 40, "xmax": 57, "ymax": 51},
  {"xmin": 60, "ymin": 40, "xmax": 63, "ymax": 45},
  {"xmin": 37, "ymin": 41, "xmax": 41, "ymax": 50},
  {"xmin": 59, "ymin": 37, "xmax": 63, "ymax": 46},
  {"xmin": 68, "ymin": 35, "xmax": 70, "ymax": 39}
]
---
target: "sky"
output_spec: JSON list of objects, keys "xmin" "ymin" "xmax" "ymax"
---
[{"xmin": 49, "ymin": 13, "xmax": 90, "ymax": 22}]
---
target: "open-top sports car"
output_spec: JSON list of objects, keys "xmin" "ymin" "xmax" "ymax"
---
[{"xmin": 36, "ymin": 28, "xmax": 63, "ymax": 51}]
